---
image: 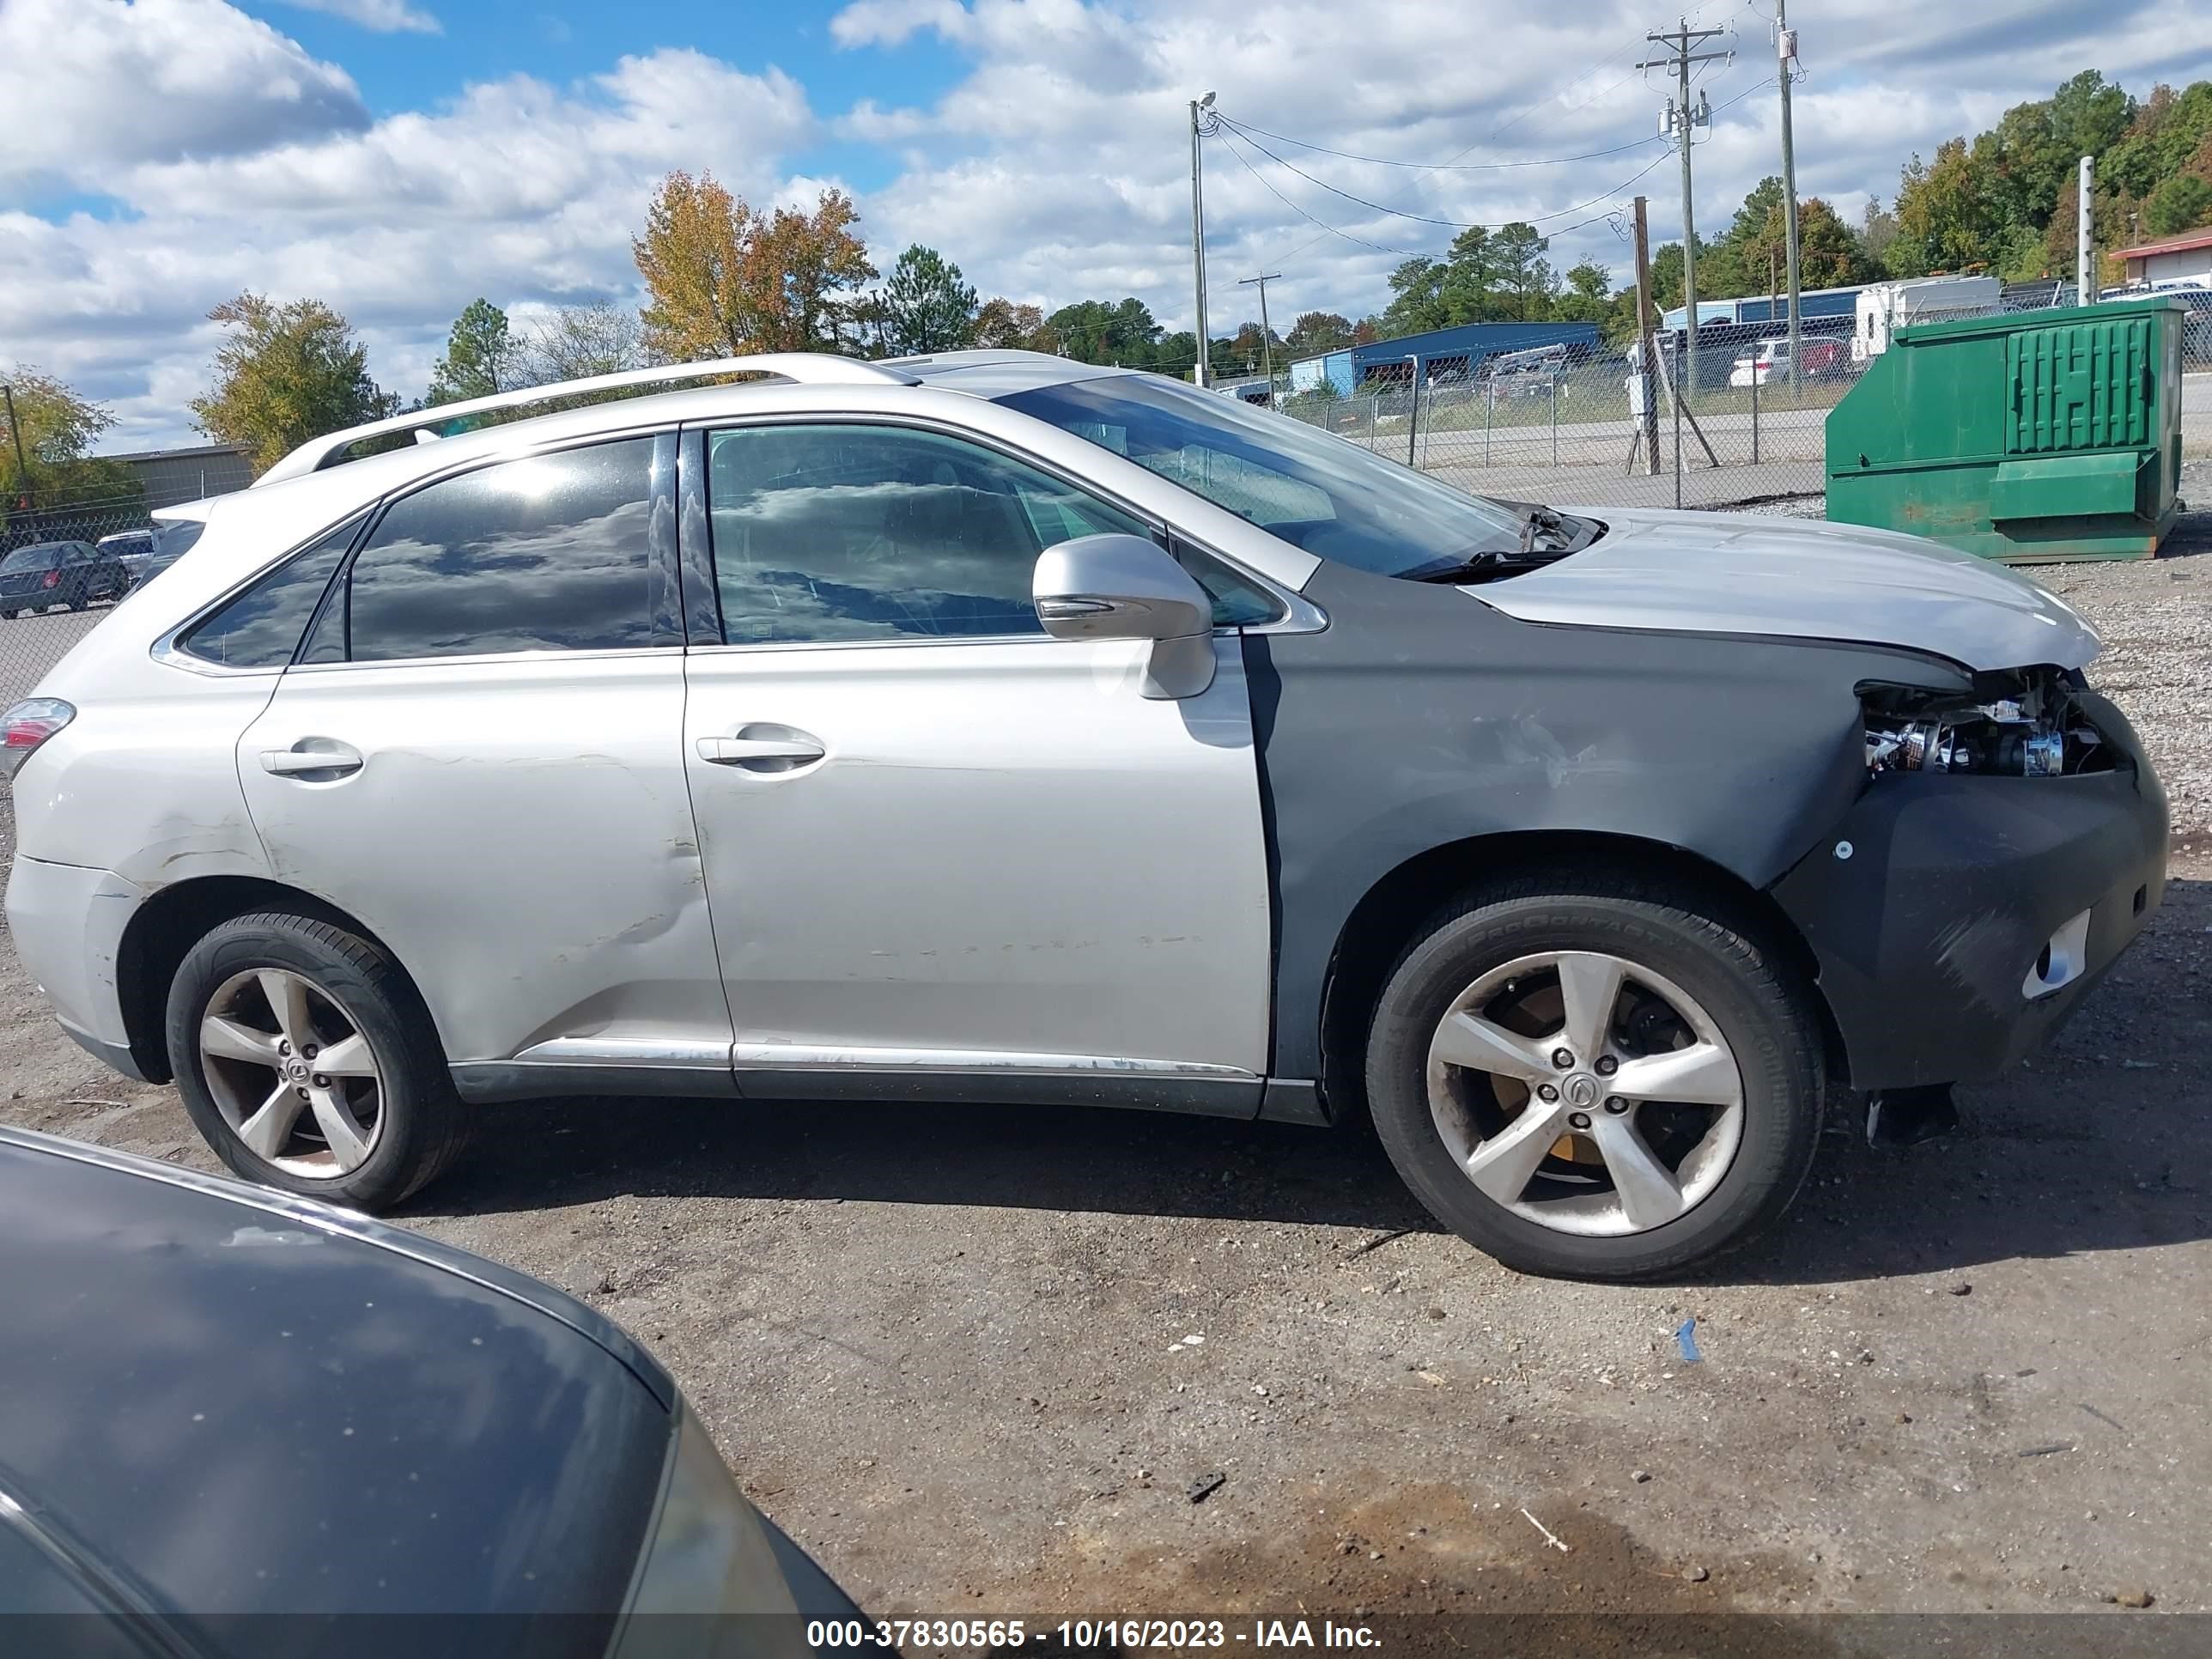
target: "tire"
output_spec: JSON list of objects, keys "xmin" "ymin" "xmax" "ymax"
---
[
  {"xmin": 0, "ymin": 611, "xmax": 15, "ymax": 621},
  {"xmin": 1362, "ymin": 872, "xmax": 1822, "ymax": 1281},
  {"xmin": 166, "ymin": 912, "xmax": 468, "ymax": 1212},
  {"xmin": 66, "ymin": 587, "xmax": 87, "ymax": 611}
]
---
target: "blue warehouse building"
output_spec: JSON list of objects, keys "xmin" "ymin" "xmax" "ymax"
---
[{"xmin": 1288, "ymin": 319, "xmax": 1603, "ymax": 396}]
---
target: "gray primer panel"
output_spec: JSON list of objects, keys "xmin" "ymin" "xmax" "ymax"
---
[{"xmin": 1245, "ymin": 559, "xmax": 1972, "ymax": 1086}]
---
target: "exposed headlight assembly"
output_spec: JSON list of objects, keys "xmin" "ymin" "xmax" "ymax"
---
[{"xmin": 1863, "ymin": 672, "xmax": 2106, "ymax": 778}]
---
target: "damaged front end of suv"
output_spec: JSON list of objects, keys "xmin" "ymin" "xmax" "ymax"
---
[
  {"xmin": 1861, "ymin": 666, "xmax": 2112, "ymax": 781},
  {"xmin": 1773, "ymin": 659, "xmax": 2167, "ymax": 1116}
]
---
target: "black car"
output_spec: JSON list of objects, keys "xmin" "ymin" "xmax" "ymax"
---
[
  {"xmin": 0, "ymin": 1127, "xmax": 860, "ymax": 1659},
  {"xmin": 0, "ymin": 540, "xmax": 131, "ymax": 618}
]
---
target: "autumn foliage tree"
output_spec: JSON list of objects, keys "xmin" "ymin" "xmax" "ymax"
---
[
  {"xmin": 632, "ymin": 171, "xmax": 875, "ymax": 361},
  {"xmin": 189, "ymin": 293, "xmax": 398, "ymax": 477}
]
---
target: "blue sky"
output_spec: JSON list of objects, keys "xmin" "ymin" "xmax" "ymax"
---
[
  {"xmin": 2, "ymin": 0, "xmax": 2193, "ymax": 449},
  {"xmin": 239, "ymin": 0, "xmax": 969, "ymax": 194}
]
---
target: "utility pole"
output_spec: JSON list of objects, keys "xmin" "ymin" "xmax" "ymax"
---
[
  {"xmin": 1, "ymin": 384, "xmax": 32, "ymax": 512},
  {"xmin": 1776, "ymin": 1, "xmax": 1803, "ymax": 399},
  {"xmin": 1238, "ymin": 272, "xmax": 1283, "ymax": 399},
  {"xmin": 1632, "ymin": 197, "xmax": 1662, "ymax": 476},
  {"xmin": 1190, "ymin": 92, "xmax": 1217, "ymax": 386},
  {"xmin": 2077, "ymin": 155, "xmax": 2095, "ymax": 304},
  {"xmin": 1640, "ymin": 19, "xmax": 1729, "ymax": 400}
]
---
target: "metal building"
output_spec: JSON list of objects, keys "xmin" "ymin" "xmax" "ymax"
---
[
  {"xmin": 106, "ymin": 442, "xmax": 255, "ymax": 507},
  {"xmin": 1661, "ymin": 281, "xmax": 1867, "ymax": 331}
]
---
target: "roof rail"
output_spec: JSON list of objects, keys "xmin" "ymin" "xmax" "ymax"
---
[{"xmin": 255, "ymin": 353, "xmax": 922, "ymax": 486}]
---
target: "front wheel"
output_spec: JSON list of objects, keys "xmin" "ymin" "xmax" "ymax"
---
[
  {"xmin": 167, "ymin": 912, "xmax": 468, "ymax": 1211},
  {"xmin": 1363, "ymin": 876, "xmax": 1822, "ymax": 1280}
]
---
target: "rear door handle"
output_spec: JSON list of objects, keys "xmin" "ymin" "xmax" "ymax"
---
[
  {"xmin": 259, "ymin": 742, "xmax": 364, "ymax": 778},
  {"xmin": 696, "ymin": 732, "xmax": 827, "ymax": 769}
]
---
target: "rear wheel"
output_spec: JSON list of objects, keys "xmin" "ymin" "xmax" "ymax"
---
[
  {"xmin": 1362, "ymin": 875, "xmax": 1822, "ymax": 1280},
  {"xmin": 66, "ymin": 586, "xmax": 87, "ymax": 611},
  {"xmin": 167, "ymin": 913, "xmax": 468, "ymax": 1211},
  {"xmin": 1, "ymin": 611, "xmax": 15, "ymax": 621}
]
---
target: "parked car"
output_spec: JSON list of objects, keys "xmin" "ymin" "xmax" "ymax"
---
[
  {"xmin": 1728, "ymin": 336, "xmax": 1845, "ymax": 387},
  {"xmin": 3, "ymin": 350, "xmax": 2167, "ymax": 1279},
  {"xmin": 95, "ymin": 527, "xmax": 159, "ymax": 576},
  {"xmin": 0, "ymin": 538, "xmax": 131, "ymax": 618},
  {"xmin": 1483, "ymin": 343, "xmax": 1577, "ymax": 400},
  {"xmin": 0, "ymin": 1123, "xmax": 860, "ymax": 1656}
]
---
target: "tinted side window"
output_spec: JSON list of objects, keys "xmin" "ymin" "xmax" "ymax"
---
[
  {"xmin": 340, "ymin": 438, "xmax": 659, "ymax": 663},
  {"xmin": 179, "ymin": 520, "xmax": 356, "ymax": 668},
  {"xmin": 706, "ymin": 424, "xmax": 1147, "ymax": 645}
]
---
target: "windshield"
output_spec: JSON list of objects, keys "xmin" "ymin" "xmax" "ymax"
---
[
  {"xmin": 999, "ymin": 374, "xmax": 1529, "ymax": 580},
  {"xmin": 0, "ymin": 545, "xmax": 62, "ymax": 573}
]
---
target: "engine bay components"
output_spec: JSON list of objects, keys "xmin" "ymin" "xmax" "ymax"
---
[{"xmin": 1863, "ymin": 671, "xmax": 2106, "ymax": 778}]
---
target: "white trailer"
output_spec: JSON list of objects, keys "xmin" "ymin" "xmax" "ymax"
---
[{"xmin": 1850, "ymin": 276, "xmax": 2002, "ymax": 365}]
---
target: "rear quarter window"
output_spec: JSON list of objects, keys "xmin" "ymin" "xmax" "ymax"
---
[{"xmin": 177, "ymin": 519, "xmax": 360, "ymax": 669}]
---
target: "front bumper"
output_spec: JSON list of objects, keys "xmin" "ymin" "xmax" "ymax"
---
[{"xmin": 1771, "ymin": 693, "xmax": 2168, "ymax": 1092}]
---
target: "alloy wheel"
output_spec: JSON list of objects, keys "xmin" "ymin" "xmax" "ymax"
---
[
  {"xmin": 199, "ymin": 968, "xmax": 386, "ymax": 1178},
  {"xmin": 1425, "ymin": 950, "xmax": 1745, "ymax": 1237}
]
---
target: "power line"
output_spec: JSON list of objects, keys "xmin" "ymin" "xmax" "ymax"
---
[
  {"xmin": 1262, "ymin": 0, "xmax": 1733, "ymax": 266},
  {"xmin": 1212, "ymin": 118, "xmax": 1665, "ymax": 172},
  {"xmin": 1212, "ymin": 125, "xmax": 1418, "ymax": 257},
  {"xmin": 1221, "ymin": 114, "xmax": 1674, "ymax": 233}
]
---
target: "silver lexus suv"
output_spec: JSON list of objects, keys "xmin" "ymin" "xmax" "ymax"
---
[{"xmin": 3, "ymin": 351, "xmax": 2167, "ymax": 1279}]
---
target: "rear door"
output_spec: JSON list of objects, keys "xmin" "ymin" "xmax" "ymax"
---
[
  {"xmin": 678, "ymin": 417, "xmax": 1273, "ymax": 1107},
  {"xmin": 235, "ymin": 434, "xmax": 732, "ymax": 1088}
]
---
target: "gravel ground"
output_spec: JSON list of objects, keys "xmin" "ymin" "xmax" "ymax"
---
[{"xmin": 3, "ymin": 491, "xmax": 2209, "ymax": 1638}]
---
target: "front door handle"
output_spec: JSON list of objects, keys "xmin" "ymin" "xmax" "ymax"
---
[
  {"xmin": 696, "ymin": 731, "xmax": 827, "ymax": 769},
  {"xmin": 260, "ymin": 741, "xmax": 364, "ymax": 779}
]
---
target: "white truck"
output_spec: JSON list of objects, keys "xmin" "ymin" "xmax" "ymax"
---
[{"xmin": 1850, "ymin": 275, "xmax": 2002, "ymax": 365}]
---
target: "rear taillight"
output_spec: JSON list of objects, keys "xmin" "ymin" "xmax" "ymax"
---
[
  {"xmin": 40, "ymin": 571, "xmax": 58, "ymax": 590},
  {"xmin": 2, "ymin": 698, "xmax": 74, "ymax": 779}
]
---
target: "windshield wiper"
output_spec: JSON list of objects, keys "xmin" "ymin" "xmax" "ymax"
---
[{"xmin": 1404, "ymin": 549, "xmax": 1559, "ymax": 584}]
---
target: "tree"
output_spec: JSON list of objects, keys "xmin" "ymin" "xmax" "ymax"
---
[
  {"xmin": 632, "ymin": 171, "xmax": 874, "ymax": 361},
  {"xmin": 1860, "ymin": 197, "xmax": 1900, "ymax": 264},
  {"xmin": 1379, "ymin": 257, "xmax": 1448, "ymax": 337},
  {"xmin": 426, "ymin": 298, "xmax": 514, "ymax": 405},
  {"xmin": 1794, "ymin": 198, "xmax": 1880, "ymax": 289},
  {"xmin": 189, "ymin": 293, "xmax": 398, "ymax": 477},
  {"xmin": 1282, "ymin": 311, "xmax": 1353, "ymax": 356},
  {"xmin": 1552, "ymin": 262, "xmax": 1612, "ymax": 325},
  {"xmin": 1489, "ymin": 223, "xmax": 1556, "ymax": 319},
  {"xmin": 880, "ymin": 245, "xmax": 978, "ymax": 355},
  {"xmin": 1045, "ymin": 297, "xmax": 1162, "ymax": 367},
  {"xmin": 0, "ymin": 366, "xmax": 141, "ymax": 518},
  {"xmin": 514, "ymin": 301, "xmax": 652, "ymax": 385},
  {"xmin": 2144, "ymin": 173, "xmax": 2212, "ymax": 235},
  {"xmin": 973, "ymin": 297, "xmax": 1051, "ymax": 351},
  {"xmin": 1891, "ymin": 139, "xmax": 2005, "ymax": 273}
]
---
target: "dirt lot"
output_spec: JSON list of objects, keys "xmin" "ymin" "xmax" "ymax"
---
[{"xmin": 3, "ymin": 506, "xmax": 2210, "ymax": 1640}]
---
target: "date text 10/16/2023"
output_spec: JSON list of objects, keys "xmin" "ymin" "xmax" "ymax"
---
[{"xmin": 806, "ymin": 1620, "xmax": 1384, "ymax": 1649}]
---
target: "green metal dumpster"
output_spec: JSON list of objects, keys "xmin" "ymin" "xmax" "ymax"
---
[{"xmin": 1826, "ymin": 296, "xmax": 2185, "ymax": 562}]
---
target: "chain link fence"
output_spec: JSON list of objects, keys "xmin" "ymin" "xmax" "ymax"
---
[
  {"xmin": 1275, "ymin": 288, "xmax": 2210, "ymax": 514},
  {"xmin": 0, "ymin": 477, "xmax": 225, "ymax": 708}
]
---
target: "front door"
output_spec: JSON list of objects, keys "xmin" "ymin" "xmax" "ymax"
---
[
  {"xmin": 681, "ymin": 420, "xmax": 1273, "ymax": 1107},
  {"xmin": 235, "ymin": 434, "xmax": 732, "ymax": 1088}
]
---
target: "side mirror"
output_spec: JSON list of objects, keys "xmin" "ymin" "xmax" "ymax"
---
[{"xmin": 1032, "ymin": 533, "xmax": 1217, "ymax": 700}]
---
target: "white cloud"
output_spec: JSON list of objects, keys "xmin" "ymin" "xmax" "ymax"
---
[
  {"xmin": 0, "ymin": 0, "xmax": 368, "ymax": 195},
  {"xmin": 271, "ymin": 0, "xmax": 441, "ymax": 33},
  {"xmin": 5, "ymin": 0, "xmax": 2199, "ymax": 449}
]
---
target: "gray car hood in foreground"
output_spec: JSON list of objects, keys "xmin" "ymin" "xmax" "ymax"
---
[{"xmin": 1477, "ymin": 507, "xmax": 2100, "ymax": 672}]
